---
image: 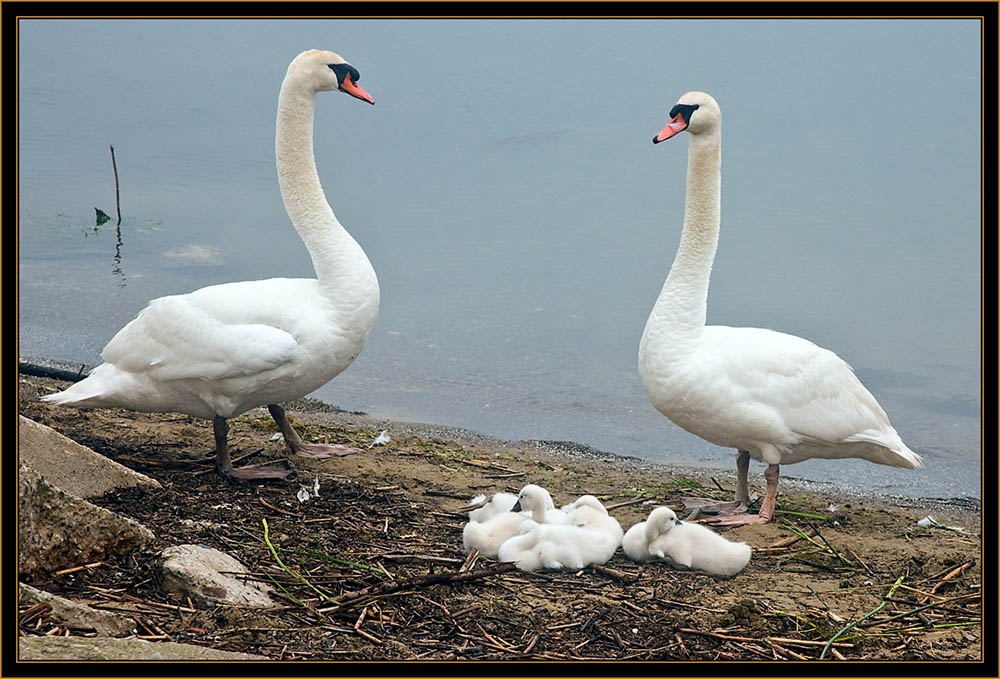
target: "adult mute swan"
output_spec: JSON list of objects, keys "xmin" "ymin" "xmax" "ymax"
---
[
  {"xmin": 638, "ymin": 91, "xmax": 922, "ymax": 524},
  {"xmin": 42, "ymin": 49, "xmax": 380, "ymax": 481}
]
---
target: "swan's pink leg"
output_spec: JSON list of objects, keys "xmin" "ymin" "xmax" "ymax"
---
[
  {"xmin": 713, "ymin": 463, "xmax": 779, "ymax": 526},
  {"xmin": 681, "ymin": 450, "xmax": 752, "ymax": 514},
  {"xmin": 214, "ymin": 415, "xmax": 294, "ymax": 481}
]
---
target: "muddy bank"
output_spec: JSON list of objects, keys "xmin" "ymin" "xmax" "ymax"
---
[{"xmin": 17, "ymin": 371, "xmax": 982, "ymax": 663}]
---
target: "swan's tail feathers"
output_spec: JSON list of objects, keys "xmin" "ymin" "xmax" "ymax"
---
[
  {"xmin": 847, "ymin": 428, "xmax": 925, "ymax": 470},
  {"xmin": 38, "ymin": 364, "xmax": 121, "ymax": 409},
  {"xmin": 40, "ymin": 387, "xmax": 114, "ymax": 410},
  {"xmin": 878, "ymin": 434, "xmax": 925, "ymax": 470},
  {"xmin": 40, "ymin": 383, "xmax": 102, "ymax": 407},
  {"xmin": 894, "ymin": 444, "xmax": 925, "ymax": 470}
]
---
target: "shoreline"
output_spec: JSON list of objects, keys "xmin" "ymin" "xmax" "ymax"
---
[
  {"xmin": 281, "ymin": 392, "xmax": 983, "ymax": 515},
  {"xmin": 18, "ymin": 357, "xmax": 981, "ymax": 517}
]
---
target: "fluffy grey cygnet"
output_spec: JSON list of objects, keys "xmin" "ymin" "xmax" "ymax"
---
[
  {"xmin": 465, "ymin": 492, "xmax": 518, "ymax": 523},
  {"xmin": 623, "ymin": 506, "xmax": 751, "ymax": 577},
  {"xmin": 463, "ymin": 484, "xmax": 562, "ymax": 558}
]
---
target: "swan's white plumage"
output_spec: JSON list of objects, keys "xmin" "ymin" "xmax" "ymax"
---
[
  {"xmin": 643, "ymin": 325, "xmax": 916, "ymax": 468},
  {"xmin": 622, "ymin": 519, "xmax": 650, "ymax": 563},
  {"xmin": 560, "ymin": 494, "xmax": 609, "ymax": 516},
  {"xmin": 495, "ymin": 489, "xmax": 622, "ymax": 571},
  {"xmin": 496, "ymin": 520, "xmax": 552, "ymax": 571},
  {"xmin": 562, "ymin": 495, "xmax": 623, "ymax": 547},
  {"xmin": 43, "ymin": 50, "xmax": 379, "ymax": 434},
  {"xmin": 639, "ymin": 91, "xmax": 921, "ymax": 520}
]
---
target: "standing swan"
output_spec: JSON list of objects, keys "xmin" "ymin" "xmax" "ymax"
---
[
  {"xmin": 638, "ymin": 92, "xmax": 922, "ymax": 524},
  {"xmin": 43, "ymin": 50, "xmax": 380, "ymax": 481}
]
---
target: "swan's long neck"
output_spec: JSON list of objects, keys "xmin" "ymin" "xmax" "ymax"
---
[
  {"xmin": 275, "ymin": 83, "xmax": 376, "ymax": 301},
  {"xmin": 641, "ymin": 130, "xmax": 721, "ymax": 353}
]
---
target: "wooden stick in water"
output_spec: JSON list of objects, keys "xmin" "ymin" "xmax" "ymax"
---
[{"xmin": 110, "ymin": 144, "xmax": 122, "ymax": 226}]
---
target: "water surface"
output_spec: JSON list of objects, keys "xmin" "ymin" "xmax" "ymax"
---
[{"xmin": 19, "ymin": 19, "xmax": 982, "ymax": 499}]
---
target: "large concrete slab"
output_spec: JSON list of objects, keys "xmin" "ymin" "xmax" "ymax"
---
[
  {"xmin": 18, "ymin": 415, "xmax": 161, "ymax": 499},
  {"xmin": 18, "ymin": 465, "xmax": 155, "ymax": 582},
  {"xmin": 18, "ymin": 584, "xmax": 137, "ymax": 637},
  {"xmin": 18, "ymin": 636, "xmax": 266, "ymax": 660}
]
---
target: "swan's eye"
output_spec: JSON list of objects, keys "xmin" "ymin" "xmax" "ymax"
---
[
  {"xmin": 668, "ymin": 103, "xmax": 700, "ymax": 122},
  {"xmin": 328, "ymin": 63, "xmax": 361, "ymax": 87}
]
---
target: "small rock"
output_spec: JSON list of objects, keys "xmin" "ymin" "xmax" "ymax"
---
[{"xmin": 158, "ymin": 545, "xmax": 274, "ymax": 608}]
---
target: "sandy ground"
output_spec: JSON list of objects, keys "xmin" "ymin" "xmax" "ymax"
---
[{"xmin": 17, "ymin": 371, "xmax": 983, "ymax": 664}]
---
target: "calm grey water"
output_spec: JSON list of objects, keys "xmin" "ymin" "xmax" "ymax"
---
[{"xmin": 18, "ymin": 19, "xmax": 982, "ymax": 499}]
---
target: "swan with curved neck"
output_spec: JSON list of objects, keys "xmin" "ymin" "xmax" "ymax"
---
[
  {"xmin": 43, "ymin": 49, "xmax": 380, "ymax": 481},
  {"xmin": 639, "ymin": 91, "xmax": 922, "ymax": 524}
]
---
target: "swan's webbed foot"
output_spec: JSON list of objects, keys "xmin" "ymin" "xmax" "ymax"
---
[
  {"xmin": 266, "ymin": 404, "xmax": 365, "ymax": 459},
  {"xmin": 214, "ymin": 414, "xmax": 296, "ymax": 483},
  {"xmin": 293, "ymin": 443, "xmax": 365, "ymax": 459},
  {"xmin": 700, "ymin": 455, "xmax": 779, "ymax": 524},
  {"xmin": 707, "ymin": 463, "xmax": 779, "ymax": 524},
  {"xmin": 680, "ymin": 497, "xmax": 748, "ymax": 514},
  {"xmin": 710, "ymin": 512, "xmax": 770, "ymax": 526},
  {"xmin": 220, "ymin": 460, "xmax": 297, "ymax": 482}
]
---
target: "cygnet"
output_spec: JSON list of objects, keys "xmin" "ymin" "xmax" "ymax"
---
[
  {"xmin": 497, "ymin": 519, "xmax": 614, "ymax": 572},
  {"xmin": 510, "ymin": 484, "xmax": 570, "ymax": 525},
  {"xmin": 560, "ymin": 494, "xmax": 610, "ymax": 516},
  {"xmin": 466, "ymin": 492, "xmax": 518, "ymax": 523},
  {"xmin": 462, "ymin": 510, "xmax": 531, "ymax": 559},
  {"xmin": 463, "ymin": 484, "xmax": 561, "ymax": 558},
  {"xmin": 623, "ymin": 506, "xmax": 751, "ymax": 577},
  {"xmin": 566, "ymin": 496, "xmax": 623, "ymax": 552}
]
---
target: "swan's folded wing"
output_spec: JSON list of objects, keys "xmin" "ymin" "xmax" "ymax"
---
[
  {"xmin": 783, "ymin": 366, "xmax": 893, "ymax": 445},
  {"xmin": 101, "ymin": 295, "xmax": 299, "ymax": 381},
  {"xmin": 755, "ymin": 343, "xmax": 894, "ymax": 446},
  {"xmin": 703, "ymin": 326, "xmax": 893, "ymax": 445}
]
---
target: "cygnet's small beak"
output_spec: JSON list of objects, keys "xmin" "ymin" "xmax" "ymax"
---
[
  {"xmin": 510, "ymin": 500, "xmax": 523, "ymax": 513},
  {"xmin": 340, "ymin": 73, "xmax": 375, "ymax": 105}
]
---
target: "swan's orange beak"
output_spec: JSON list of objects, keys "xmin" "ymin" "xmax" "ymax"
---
[
  {"xmin": 340, "ymin": 73, "xmax": 375, "ymax": 105},
  {"xmin": 653, "ymin": 112, "xmax": 688, "ymax": 143}
]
